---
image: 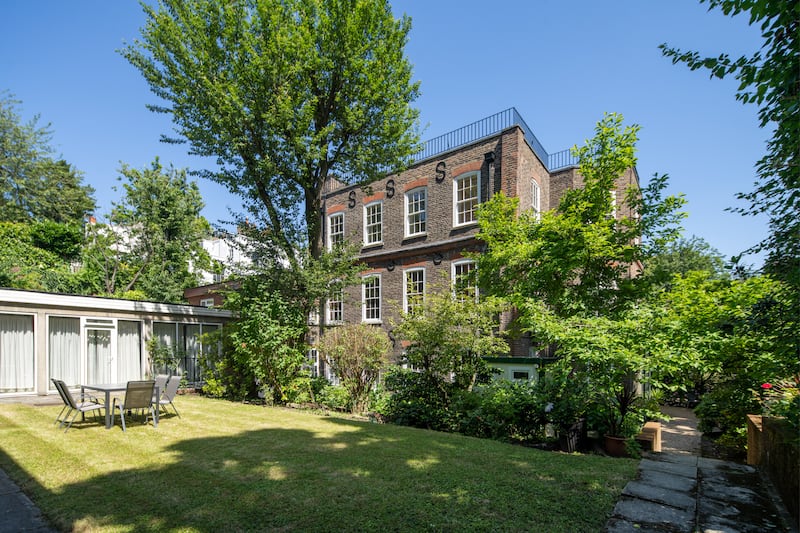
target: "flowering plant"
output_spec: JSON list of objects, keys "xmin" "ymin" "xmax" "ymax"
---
[{"xmin": 756, "ymin": 376, "xmax": 800, "ymax": 431}]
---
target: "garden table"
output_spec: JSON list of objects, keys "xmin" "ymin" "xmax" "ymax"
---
[{"xmin": 81, "ymin": 382, "xmax": 159, "ymax": 429}]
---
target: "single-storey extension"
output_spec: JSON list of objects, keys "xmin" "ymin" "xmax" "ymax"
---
[{"xmin": 0, "ymin": 288, "xmax": 232, "ymax": 398}]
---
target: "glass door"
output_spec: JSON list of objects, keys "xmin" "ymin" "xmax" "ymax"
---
[{"xmin": 85, "ymin": 319, "xmax": 116, "ymax": 384}]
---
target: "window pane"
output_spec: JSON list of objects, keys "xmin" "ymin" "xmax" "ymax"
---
[
  {"xmin": 328, "ymin": 290, "xmax": 343, "ymax": 323},
  {"xmin": 365, "ymin": 203, "xmax": 382, "ymax": 244},
  {"xmin": 456, "ymin": 174, "xmax": 479, "ymax": 225},
  {"xmin": 117, "ymin": 321, "xmax": 142, "ymax": 383},
  {"xmin": 406, "ymin": 189, "xmax": 426, "ymax": 235},
  {"xmin": 364, "ymin": 277, "xmax": 381, "ymax": 321},
  {"xmin": 0, "ymin": 314, "xmax": 35, "ymax": 393},
  {"xmin": 49, "ymin": 316, "xmax": 81, "ymax": 387},
  {"xmin": 453, "ymin": 261, "xmax": 477, "ymax": 301},
  {"xmin": 405, "ymin": 269, "xmax": 425, "ymax": 313},
  {"xmin": 329, "ymin": 213, "xmax": 344, "ymax": 247}
]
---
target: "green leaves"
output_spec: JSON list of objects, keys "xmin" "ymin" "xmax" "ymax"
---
[
  {"xmin": 660, "ymin": 0, "xmax": 799, "ymax": 290},
  {"xmin": 476, "ymin": 113, "xmax": 686, "ymax": 317},
  {"xmin": 123, "ymin": 0, "xmax": 421, "ymax": 261},
  {"xmin": 0, "ymin": 94, "xmax": 96, "ymax": 224}
]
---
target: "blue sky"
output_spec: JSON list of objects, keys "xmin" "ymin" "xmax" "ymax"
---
[{"xmin": 1, "ymin": 1, "xmax": 768, "ymax": 266}]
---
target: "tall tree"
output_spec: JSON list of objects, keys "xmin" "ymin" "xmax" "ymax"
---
[
  {"xmin": 0, "ymin": 94, "xmax": 95, "ymax": 224},
  {"xmin": 122, "ymin": 0, "xmax": 421, "ymax": 268},
  {"xmin": 476, "ymin": 113, "xmax": 686, "ymax": 318},
  {"xmin": 660, "ymin": 0, "xmax": 799, "ymax": 289},
  {"xmin": 644, "ymin": 235, "xmax": 729, "ymax": 289},
  {"xmin": 83, "ymin": 159, "xmax": 210, "ymax": 302}
]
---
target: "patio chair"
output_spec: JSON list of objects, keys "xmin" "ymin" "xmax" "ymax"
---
[
  {"xmin": 156, "ymin": 372, "xmax": 182, "ymax": 418},
  {"xmin": 111, "ymin": 380, "xmax": 156, "ymax": 432},
  {"xmin": 153, "ymin": 374, "xmax": 169, "ymax": 403},
  {"xmin": 53, "ymin": 379, "xmax": 104, "ymax": 433},
  {"xmin": 52, "ymin": 378, "xmax": 70, "ymax": 426}
]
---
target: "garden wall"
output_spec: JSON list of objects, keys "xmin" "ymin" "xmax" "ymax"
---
[{"xmin": 747, "ymin": 414, "xmax": 799, "ymax": 525}]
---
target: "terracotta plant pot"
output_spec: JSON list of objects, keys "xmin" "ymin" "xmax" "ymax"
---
[{"xmin": 604, "ymin": 435, "xmax": 628, "ymax": 457}]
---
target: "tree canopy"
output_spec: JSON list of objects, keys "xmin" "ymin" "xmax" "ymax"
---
[
  {"xmin": 0, "ymin": 94, "xmax": 95, "ymax": 224},
  {"xmin": 476, "ymin": 113, "xmax": 686, "ymax": 318},
  {"xmin": 122, "ymin": 0, "xmax": 421, "ymax": 265},
  {"xmin": 82, "ymin": 159, "xmax": 210, "ymax": 302}
]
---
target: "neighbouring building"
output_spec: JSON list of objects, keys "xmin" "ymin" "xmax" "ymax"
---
[
  {"xmin": 315, "ymin": 108, "xmax": 640, "ymax": 380},
  {"xmin": 0, "ymin": 288, "xmax": 232, "ymax": 398}
]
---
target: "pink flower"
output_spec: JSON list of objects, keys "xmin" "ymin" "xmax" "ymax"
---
[{"xmin": 761, "ymin": 383, "xmax": 773, "ymax": 390}]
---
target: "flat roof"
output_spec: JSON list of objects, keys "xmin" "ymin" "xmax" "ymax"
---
[{"xmin": 0, "ymin": 288, "xmax": 233, "ymax": 318}]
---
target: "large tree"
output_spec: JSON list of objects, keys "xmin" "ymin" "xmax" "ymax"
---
[
  {"xmin": 660, "ymin": 0, "xmax": 799, "ymax": 289},
  {"xmin": 82, "ymin": 159, "xmax": 210, "ymax": 302},
  {"xmin": 0, "ymin": 94, "xmax": 95, "ymax": 224},
  {"xmin": 122, "ymin": 0, "xmax": 421, "ymax": 268},
  {"xmin": 476, "ymin": 113, "xmax": 686, "ymax": 318}
]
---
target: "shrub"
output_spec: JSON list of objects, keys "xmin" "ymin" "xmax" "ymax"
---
[
  {"xmin": 317, "ymin": 384, "xmax": 350, "ymax": 412},
  {"xmin": 381, "ymin": 368, "xmax": 456, "ymax": 431},
  {"xmin": 317, "ymin": 323, "xmax": 390, "ymax": 414}
]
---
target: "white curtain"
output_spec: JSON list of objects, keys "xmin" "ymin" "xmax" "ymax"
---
[
  {"xmin": 184, "ymin": 324, "xmax": 201, "ymax": 382},
  {"xmin": 0, "ymin": 314, "xmax": 35, "ymax": 393},
  {"xmin": 86, "ymin": 329, "xmax": 112, "ymax": 385},
  {"xmin": 117, "ymin": 321, "xmax": 141, "ymax": 382},
  {"xmin": 49, "ymin": 317, "xmax": 81, "ymax": 388}
]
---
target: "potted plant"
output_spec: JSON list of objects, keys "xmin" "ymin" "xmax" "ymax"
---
[{"xmin": 596, "ymin": 376, "xmax": 642, "ymax": 456}]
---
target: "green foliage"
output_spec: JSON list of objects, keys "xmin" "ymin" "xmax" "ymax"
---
[
  {"xmin": 123, "ymin": 0, "xmax": 421, "ymax": 263},
  {"xmin": 108, "ymin": 159, "xmax": 210, "ymax": 302},
  {"xmin": 29, "ymin": 220, "xmax": 82, "ymax": 260},
  {"xmin": 476, "ymin": 113, "xmax": 686, "ymax": 317},
  {"xmin": 655, "ymin": 271, "xmax": 797, "ymax": 448},
  {"xmin": 0, "ymin": 94, "xmax": 96, "ymax": 224},
  {"xmin": 0, "ymin": 222, "xmax": 77, "ymax": 291},
  {"xmin": 381, "ymin": 368, "xmax": 456, "ymax": 431},
  {"xmin": 660, "ymin": 0, "xmax": 799, "ymax": 292},
  {"xmin": 452, "ymin": 380, "xmax": 550, "ymax": 443},
  {"xmin": 392, "ymin": 283, "xmax": 509, "ymax": 391},
  {"xmin": 316, "ymin": 384, "xmax": 351, "ymax": 412},
  {"xmin": 643, "ymin": 235, "xmax": 729, "ymax": 289},
  {"xmin": 317, "ymin": 323, "xmax": 390, "ymax": 414},
  {"xmin": 224, "ymin": 286, "xmax": 309, "ymax": 404}
]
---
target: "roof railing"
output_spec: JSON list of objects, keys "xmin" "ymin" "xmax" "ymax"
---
[{"xmin": 411, "ymin": 107, "xmax": 578, "ymax": 171}]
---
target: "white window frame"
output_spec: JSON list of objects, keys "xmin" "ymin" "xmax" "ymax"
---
[
  {"xmin": 403, "ymin": 267, "xmax": 425, "ymax": 314},
  {"xmin": 363, "ymin": 201, "xmax": 383, "ymax": 246},
  {"xmin": 610, "ymin": 189, "xmax": 617, "ymax": 219},
  {"xmin": 532, "ymin": 179, "xmax": 541, "ymax": 220},
  {"xmin": 451, "ymin": 259, "xmax": 478, "ymax": 302},
  {"xmin": 327, "ymin": 212, "xmax": 344, "ymax": 250},
  {"xmin": 453, "ymin": 171, "xmax": 481, "ymax": 227},
  {"xmin": 327, "ymin": 290, "xmax": 344, "ymax": 325},
  {"xmin": 404, "ymin": 187, "xmax": 427, "ymax": 237},
  {"xmin": 199, "ymin": 298, "xmax": 214, "ymax": 308},
  {"xmin": 362, "ymin": 275, "xmax": 381, "ymax": 324}
]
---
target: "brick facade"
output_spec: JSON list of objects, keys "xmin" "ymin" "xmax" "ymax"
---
[{"xmin": 321, "ymin": 116, "xmax": 640, "ymax": 361}]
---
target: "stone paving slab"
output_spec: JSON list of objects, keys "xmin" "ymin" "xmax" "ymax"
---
[
  {"xmin": 611, "ymin": 496, "xmax": 695, "ymax": 533},
  {"xmin": 639, "ymin": 457, "xmax": 697, "ymax": 479},
  {"xmin": 622, "ymin": 480, "xmax": 696, "ymax": 511},
  {"xmin": 637, "ymin": 468, "xmax": 697, "ymax": 493}
]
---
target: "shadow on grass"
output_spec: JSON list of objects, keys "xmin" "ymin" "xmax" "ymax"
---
[{"xmin": 5, "ymin": 414, "xmax": 634, "ymax": 532}]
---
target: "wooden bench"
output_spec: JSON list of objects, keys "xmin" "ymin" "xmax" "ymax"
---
[{"xmin": 635, "ymin": 421, "xmax": 662, "ymax": 452}]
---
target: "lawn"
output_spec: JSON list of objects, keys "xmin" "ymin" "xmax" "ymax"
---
[{"xmin": 0, "ymin": 395, "xmax": 637, "ymax": 532}]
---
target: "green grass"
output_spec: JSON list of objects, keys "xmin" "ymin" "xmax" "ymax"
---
[{"xmin": 0, "ymin": 396, "xmax": 637, "ymax": 532}]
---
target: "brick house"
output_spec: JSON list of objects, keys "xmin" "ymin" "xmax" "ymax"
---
[{"xmin": 317, "ymin": 108, "xmax": 640, "ymax": 378}]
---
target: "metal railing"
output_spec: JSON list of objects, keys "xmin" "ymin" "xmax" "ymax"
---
[{"xmin": 411, "ymin": 107, "xmax": 579, "ymax": 171}]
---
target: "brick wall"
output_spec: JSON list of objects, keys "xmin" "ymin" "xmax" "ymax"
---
[{"xmin": 321, "ymin": 124, "xmax": 641, "ymax": 360}]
